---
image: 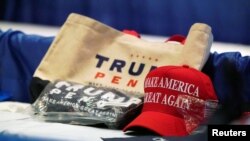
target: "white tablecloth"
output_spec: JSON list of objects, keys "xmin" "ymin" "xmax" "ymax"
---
[{"xmin": 0, "ymin": 102, "xmax": 132, "ymax": 141}]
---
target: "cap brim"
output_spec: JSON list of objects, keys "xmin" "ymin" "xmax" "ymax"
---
[{"xmin": 123, "ymin": 111, "xmax": 188, "ymax": 136}]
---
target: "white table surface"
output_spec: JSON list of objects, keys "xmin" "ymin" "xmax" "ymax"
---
[{"xmin": 0, "ymin": 102, "xmax": 132, "ymax": 141}]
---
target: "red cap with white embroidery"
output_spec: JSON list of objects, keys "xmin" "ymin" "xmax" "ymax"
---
[{"xmin": 123, "ymin": 65, "xmax": 218, "ymax": 136}]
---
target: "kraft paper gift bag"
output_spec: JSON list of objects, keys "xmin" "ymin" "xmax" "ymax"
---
[{"xmin": 30, "ymin": 13, "xmax": 213, "ymax": 101}]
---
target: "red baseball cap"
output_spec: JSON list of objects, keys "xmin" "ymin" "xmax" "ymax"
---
[
  {"xmin": 123, "ymin": 65, "xmax": 218, "ymax": 136},
  {"xmin": 165, "ymin": 34, "xmax": 186, "ymax": 44},
  {"xmin": 123, "ymin": 29, "xmax": 141, "ymax": 38}
]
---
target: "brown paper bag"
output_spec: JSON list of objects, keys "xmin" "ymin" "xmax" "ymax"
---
[{"xmin": 32, "ymin": 13, "xmax": 213, "ymax": 98}]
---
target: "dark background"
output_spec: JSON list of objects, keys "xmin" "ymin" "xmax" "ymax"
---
[{"xmin": 1, "ymin": 0, "xmax": 250, "ymax": 44}]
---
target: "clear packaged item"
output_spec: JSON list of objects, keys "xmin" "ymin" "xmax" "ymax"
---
[
  {"xmin": 32, "ymin": 80, "xmax": 143, "ymax": 129},
  {"xmin": 177, "ymin": 95, "xmax": 218, "ymax": 134}
]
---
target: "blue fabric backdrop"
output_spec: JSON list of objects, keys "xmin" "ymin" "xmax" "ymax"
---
[
  {"xmin": 0, "ymin": 30, "xmax": 53, "ymax": 102},
  {"xmin": 1, "ymin": 0, "xmax": 250, "ymax": 44}
]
